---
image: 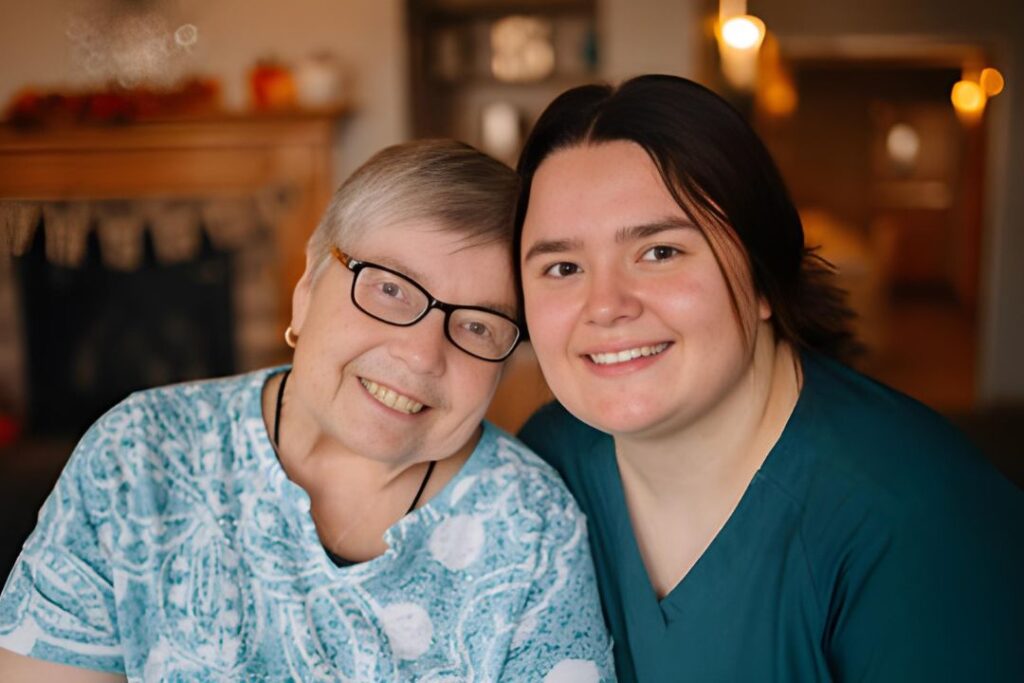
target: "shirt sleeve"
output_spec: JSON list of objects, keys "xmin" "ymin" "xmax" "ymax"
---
[
  {"xmin": 498, "ymin": 501, "xmax": 615, "ymax": 682},
  {"xmin": 0, "ymin": 405, "xmax": 128, "ymax": 674}
]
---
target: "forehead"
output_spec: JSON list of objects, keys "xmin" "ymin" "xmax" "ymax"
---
[
  {"xmin": 523, "ymin": 141, "xmax": 757, "ymax": 295},
  {"xmin": 348, "ymin": 219, "xmax": 516, "ymax": 310},
  {"xmin": 528, "ymin": 140, "xmax": 688, "ymax": 236}
]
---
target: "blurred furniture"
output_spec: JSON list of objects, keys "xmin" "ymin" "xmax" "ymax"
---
[{"xmin": 407, "ymin": 0, "xmax": 597, "ymax": 164}]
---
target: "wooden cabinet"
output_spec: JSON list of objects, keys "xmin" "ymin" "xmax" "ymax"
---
[{"xmin": 407, "ymin": 0, "xmax": 597, "ymax": 164}]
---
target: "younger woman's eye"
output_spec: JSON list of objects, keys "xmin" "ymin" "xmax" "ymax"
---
[
  {"xmin": 543, "ymin": 262, "xmax": 581, "ymax": 278},
  {"xmin": 640, "ymin": 245, "xmax": 681, "ymax": 262}
]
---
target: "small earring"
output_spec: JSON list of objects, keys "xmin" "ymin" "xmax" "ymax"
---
[{"xmin": 284, "ymin": 326, "xmax": 299, "ymax": 348}]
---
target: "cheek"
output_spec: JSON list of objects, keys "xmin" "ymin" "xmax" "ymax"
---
[
  {"xmin": 523, "ymin": 285, "xmax": 573, "ymax": 345},
  {"xmin": 663, "ymin": 263, "xmax": 736, "ymax": 328},
  {"xmin": 450, "ymin": 364, "xmax": 503, "ymax": 409}
]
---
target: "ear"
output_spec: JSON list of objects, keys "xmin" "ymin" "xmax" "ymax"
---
[
  {"xmin": 289, "ymin": 248, "xmax": 317, "ymax": 334},
  {"xmin": 757, "ymin": 294, "xmax": 772, "ymax": 321}
]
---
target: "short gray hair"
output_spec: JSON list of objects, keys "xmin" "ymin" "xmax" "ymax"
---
[{"xmin": 307, "ymin": 139, "xmax": 519, "ymax": 280}]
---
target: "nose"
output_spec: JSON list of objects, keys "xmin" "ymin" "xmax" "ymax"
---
[
  {"xmin": 387, "ymin": 308, "xmax": 449, "ymax": 376},
  {"xmin": 584, "ymin": 266, "xmax": 642, "ymax": 327}
]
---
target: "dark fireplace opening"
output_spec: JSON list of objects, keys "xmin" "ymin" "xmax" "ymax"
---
[{"xmin": 18, "ymin": 220, "xmax": 236, "ymax": 437}]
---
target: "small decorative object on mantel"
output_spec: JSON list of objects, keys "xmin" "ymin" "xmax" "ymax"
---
[
  {"xmin": 295, "ymin": 52, "xmax": 348, "ymax": 109},
  {"xmin": 249, "ymin": 59, "xmax": 298, "ymax": 111},
  {"xmin": 4, "ymin": 78, "xmax": 221, "ymax": 128}
]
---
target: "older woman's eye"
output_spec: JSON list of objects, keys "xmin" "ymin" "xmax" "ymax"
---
[
  {"xmin": 462, "ymin": 320, "xmax": 493, "ymax": 338},
  {"xmin": 377, "ymin": 279, "xmax": 407, "ymax": 299},
  {"xmin": 543, "ymin": 262, "xmax": 581, "ymax": 278},
  {"xmin": 640, "ymin": 245, "xmax": 681, "ymax": 262}
]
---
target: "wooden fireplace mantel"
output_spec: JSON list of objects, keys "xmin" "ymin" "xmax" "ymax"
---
[{"xmin": 0, "ymin": 109, "xmax": 347, "ymax": 334}]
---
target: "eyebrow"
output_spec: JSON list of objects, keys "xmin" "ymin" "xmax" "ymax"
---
[
  {"xmin": 615, "ymin": 217, "xmax": 696, "ymax": 242},
  {"xmin": 522, "ymin": 238, "xmax": 584, "ymax": 263},
  {"xmin": 371, "ymin": 255, "xmax": 429, "ymax": 284},
  {"xmin": 472, "ymin": 300, "xmax": 518, "ymax": 319},
  {"xmin": 368, "ymin": 255, "xmax": 517, "ymax": 319},
  {"xmin": 522, "ymin": 216, "xmax": 696, "ymax": 263}
]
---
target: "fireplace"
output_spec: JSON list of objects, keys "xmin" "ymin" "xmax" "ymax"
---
[
  {"xmin": 0, "ymin": 111, "xmax": 344, "ymax": 439},
  {"xmin": 18, "ymin": 222, "xmax": 235, "ymax": 435}
]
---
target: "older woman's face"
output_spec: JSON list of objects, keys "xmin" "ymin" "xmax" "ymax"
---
[
  {"xmin": 520, "ymin": 141, "xmax": 768, "ymax": 440},
  {"xmin": 288, "ymin": 220, "xmax": 516, "ymax": 465}
]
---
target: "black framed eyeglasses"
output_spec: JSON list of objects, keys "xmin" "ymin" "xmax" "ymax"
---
[{"xmin": 331, "ymin": 247, "xmax": 521, "ymax": 362}]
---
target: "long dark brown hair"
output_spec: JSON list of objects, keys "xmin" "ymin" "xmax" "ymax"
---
[{"xmin": 514, "ymin": 74, "xmax": 860, "ymax": 362}]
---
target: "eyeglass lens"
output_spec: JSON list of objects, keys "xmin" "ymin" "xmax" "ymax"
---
[{"xmin": 353, "ymin": 266, "xmax": 518, "ymax": 360}]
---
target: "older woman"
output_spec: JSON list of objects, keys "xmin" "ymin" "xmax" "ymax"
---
[
  {"xmin": 516, "ymin": 75, "xmax": 1023, "ymax": 682},
  {"xmin": 0, "ymin": 140, "xmax": 613, "ymax": 681}
]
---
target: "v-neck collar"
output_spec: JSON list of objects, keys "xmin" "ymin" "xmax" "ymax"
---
[{"xmin": 599, "ymin": 351, "xmax": 821, "ymax": 633}]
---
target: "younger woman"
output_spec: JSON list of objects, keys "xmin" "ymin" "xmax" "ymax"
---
[{"xmin": 516, "ymin": 74, "xmax": 1023, "ymax": 682}]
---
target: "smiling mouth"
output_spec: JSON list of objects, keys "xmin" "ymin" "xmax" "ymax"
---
[
  {"xmin": 587, "ymin": 342, "xmax": 671, "ymax": 366},
  {"xmin": 359, "ymin": 378, "xmax": 426, "ymax": 415}
]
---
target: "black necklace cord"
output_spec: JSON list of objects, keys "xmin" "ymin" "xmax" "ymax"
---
[
  {"xmin": 273, "ymin": 369, "xmax": 289, "ymax": 446},
  {"xmin": 407, "ymin": 460, "xmax": 436, "ymax": 513},
  {"xmin": 272, "ymin": 368, "xmax": 436, "ymax": 515}
]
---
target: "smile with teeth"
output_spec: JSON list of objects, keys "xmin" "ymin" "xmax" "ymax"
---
[
  {"xmin": 588, "ymin": 342, "xmax": 670, "ymax": 366},
  {"xmin": 359, "ymin": 378, "xmax": 426, "ymax": 414}
]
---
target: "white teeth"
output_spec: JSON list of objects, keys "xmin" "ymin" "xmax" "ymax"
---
[
  {"xmin": 359, "ymin": 379, "xmax": 425, "ymax": 414},
  {"xmin": 589, "ymin": 343, "xmax": 669, "ymax": 366}
]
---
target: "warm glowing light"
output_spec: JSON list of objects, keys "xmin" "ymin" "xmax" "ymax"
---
[
  {"xmin": 721, "ymin": 15, "xmax": 765, "ymax": 50},
  {"xmin": 755, "ymin": 33, "xmax": 797, "ymax": 117},
  {"xmin": 761, "ymin": 81, "xmax": 797, "ymax": 116},
  {"xmin": 980, "ymin": 67, "xmax": 1004, "ymax": 97},
  {"xmin": 951, "ymin": 80, "xmax": 986, "ymax": 113},
  {"xmin": 886, "ymin": 123, "xmax": 920, "ymax": 168}
]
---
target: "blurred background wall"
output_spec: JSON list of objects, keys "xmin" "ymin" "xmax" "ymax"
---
[{"xmin": 750, "ymin": 0, "xmax": 1024, "ymax": 409}]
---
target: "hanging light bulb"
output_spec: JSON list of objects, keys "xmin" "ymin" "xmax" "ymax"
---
[{"xmin": 716, "ymin": 0, "xmax": 767, "ymax": 91}]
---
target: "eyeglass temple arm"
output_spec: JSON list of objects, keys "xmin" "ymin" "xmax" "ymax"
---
[{"xmin": 331, "ymin": 246, "xmax": 355, "ymax": 268}]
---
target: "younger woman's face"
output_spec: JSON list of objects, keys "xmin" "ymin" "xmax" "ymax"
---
[{"xmin": 520, "ymin": 141, "xmax": 769, "ymax": 440}]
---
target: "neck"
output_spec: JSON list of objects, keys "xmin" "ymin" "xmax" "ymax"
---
[
  {"xmin": 262, "ymin": 369, "xmax": 472, "ymax": 560},
  {"xmin": 261, "ymin": 371, "xmax": 455, "ymax": 504},
  {"xmin": 615, "ymin": 330, "xmax": 801, "ymax": 507}
]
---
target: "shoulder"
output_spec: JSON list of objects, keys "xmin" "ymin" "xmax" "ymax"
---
[
  {"xmin": 789, "ymin": 355, "xmax": 1024, "ymax": 676},
  {"xmin": 517, "ymin": 401, "xmax": 604, "ymax": 475},
  {"xmin": 779, "ymin": 355, "xmax": 1023, "ymax": 612},
  {"xmin": 62, "ymin": 369, "xmax": 275, "ymax": 514},
  {"xmin": 473, "ymin": 421, "xmax": 583, "ymax": 518},
  {"xmin": 88, "ymin": 369, "xmax": 271, "ymax": 458},
  {"xmin": 783, "ymin": 353, "xmax": 1006, "ymax": 501},
  {"xmin": 115, "ymin": 369, "xmax": 270, "ymax": 438}
]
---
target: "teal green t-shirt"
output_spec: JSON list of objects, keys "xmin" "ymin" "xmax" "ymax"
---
[{"xmin": 519, "ymin": 352, "xmax": 1024, "ymax": 682}]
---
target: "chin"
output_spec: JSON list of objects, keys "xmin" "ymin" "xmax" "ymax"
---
[
  {"xmin": 333, "ymin": 428, "xmax": 413, "ymax": 463},
  {"xmin": 569, "ymin": 396, "xmax": 672, "ymax": 438}
]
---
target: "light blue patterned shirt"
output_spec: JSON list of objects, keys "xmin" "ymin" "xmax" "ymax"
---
[{"xmin": 0, "ymin": 368, "xmax": 614, "ymax": 681}]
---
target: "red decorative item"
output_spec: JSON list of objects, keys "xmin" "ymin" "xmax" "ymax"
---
[
  {"xmin": 249, "ymin": 60, "xmax": 297, "ymax": 110},
  {"xmin": 3, "ymin": 78, "xmax": 221, "ymax": 127}
]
